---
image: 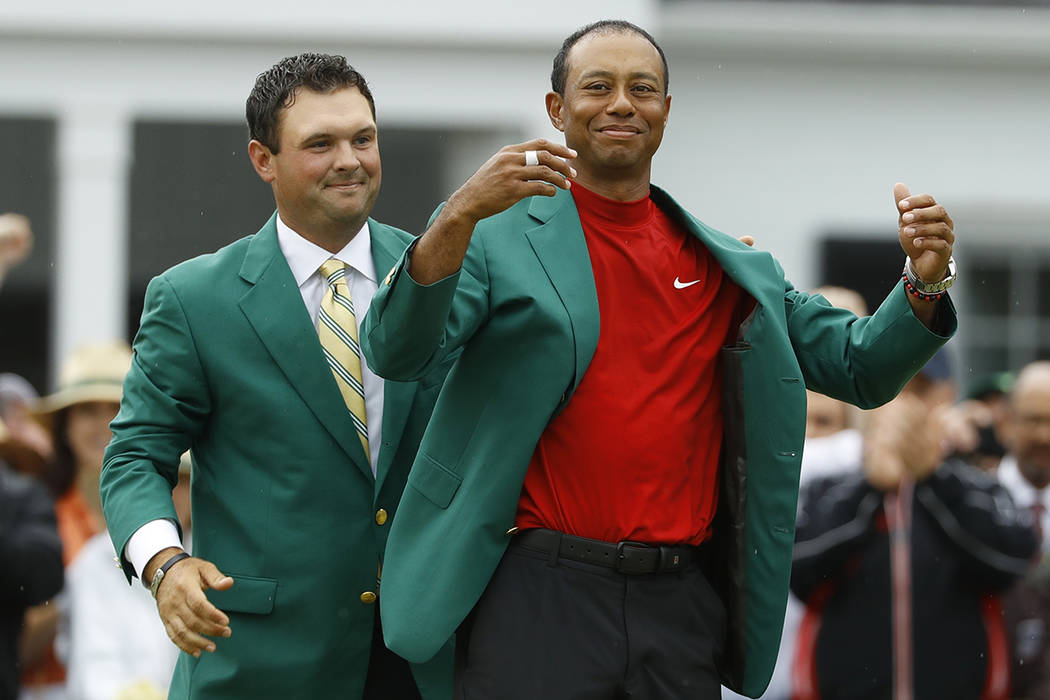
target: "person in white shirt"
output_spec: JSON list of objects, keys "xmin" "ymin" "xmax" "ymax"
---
[
  {"xmin": 996, "ymin": 361, "xmax": 1050, "ymax": 698},
  {"xmin": 997, "ymin": 362, "xmax": 1050, "ymax": 546},
  {"xmin": 60, "ymin": 457, "xmax": 190, "ymax": 700}
]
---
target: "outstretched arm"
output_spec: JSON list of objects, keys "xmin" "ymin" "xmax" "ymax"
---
[
  {"xmin": 792, "ymin": 473, "xmax": 882, "ymax": 601},
  {"xmin": 916, "ymin": 464, "xmax": 1038, "ymax": 591}
]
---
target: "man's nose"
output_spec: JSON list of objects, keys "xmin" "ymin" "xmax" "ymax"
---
[
  {"xmin": 332, "ymin": 141, "xmax": 360, "ymax": 170},
  {"xmin": 605, "ymin": 86, "xmax": 635, "ymax": 115}
]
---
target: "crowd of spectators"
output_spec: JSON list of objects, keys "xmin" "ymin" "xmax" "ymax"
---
[
  {"xmin": 723, "ymin": 289, "xmax": 1050, "ymax": 700},
  {"xmin": 1, "ymin": 215, "xmax": 184, "ymax": 700}
]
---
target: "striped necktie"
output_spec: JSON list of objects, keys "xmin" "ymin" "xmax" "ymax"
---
[{"xmin": 317, "ymin": 259, "xmax": 369, "ymax": 459}]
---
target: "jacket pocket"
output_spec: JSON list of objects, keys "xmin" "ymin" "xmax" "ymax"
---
[
  {"xmin": 206, "ymin": 574, "xmax": 278, "ymax": 614},
  {"xmin": 408, "ymin": 452, "xmax": 462, "ymax": 509}
]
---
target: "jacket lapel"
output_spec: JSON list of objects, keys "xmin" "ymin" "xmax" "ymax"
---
[
  {"xmin": 368, "ymin": 221, "xmax": 418, "ymax": 493},
  {"xmin": 237, "ymin": 214, "xmax": 373, "ymax": 482},
  {"xmin": 525, "ymin": 189, "xmax": 600, "ymax": 394},
  {"xmin": 650, "ymin": 186, "xmax": 778, "ymax": 305},
  {"xmin": 523, "ymin": 185, "xmax": 769, "ymax": 395}
]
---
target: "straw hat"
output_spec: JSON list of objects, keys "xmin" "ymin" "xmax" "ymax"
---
[{"xmin": 35, "ymin": 341, "xmax": 133, "ymax": 416}]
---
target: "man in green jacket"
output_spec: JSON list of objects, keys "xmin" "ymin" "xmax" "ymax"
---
[
  {"xmin": 100, "ymin": 54, "xmax": 452, "ymax": 699},
  {"xmin": 363, "ymin": 20, "xmax": 956, "ymax": 700}
]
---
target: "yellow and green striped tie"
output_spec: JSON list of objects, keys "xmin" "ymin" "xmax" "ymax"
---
[{"xmin": 318, "ymin": 259, "xmax": 369, "ymax": 458}]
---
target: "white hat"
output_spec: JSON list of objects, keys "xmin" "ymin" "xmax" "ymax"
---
[{"xmin": 35, "ymin": 341, "xmax": 133, "ymax": 416}]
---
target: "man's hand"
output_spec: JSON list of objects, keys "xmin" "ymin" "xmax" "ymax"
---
[
  {"xmin": 895, "ymin": 183, "xmax": 954, "ymax": 285},
  {"xmin": 894, "ymin": 183, "xmax": 954, "ymax": 328},
  {"xmin": 442, "ymin": 138, "xmax": 577, "ymax": 225},
  {"xmin": 901, "ymin": 401, "xmax": 945, "ymax": 482},
  {"xmin": 863, "ymin": 402, "xmax": 906, "ymax": 491},
  {"xmin": 863, "ymin": 394, "xmax": 943, "ymax": 490},
  {"xmin": 940, "ymin": 399, "xmax": 995, "ymax": 458},
  {"xmin": 409, "ymin": 138, "xmax": 576, "ymax": 285},
  {"xmin": 0, "ymin": 213, "xmax": 33, "ymax": 270},
  {"xmin": 144, "ymin": 547, "xmax": 233, "ymax": 657}
]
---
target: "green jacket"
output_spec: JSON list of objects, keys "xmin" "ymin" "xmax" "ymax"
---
[
  {"xmin": 362, "ymin": 186, "xmax": 955, "ymax": 698},
  {"xmin": 101, "ymin": 215, "xmax": 453, "ymax": 699}
]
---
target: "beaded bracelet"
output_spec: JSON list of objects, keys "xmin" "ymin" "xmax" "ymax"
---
[
  {"xmin": 902, "ymin": 271, "xmax": 947, "ymax": 303},
  {"xmin": 901, "ymin": 255, "xmax": 956, "ymax": 303}
]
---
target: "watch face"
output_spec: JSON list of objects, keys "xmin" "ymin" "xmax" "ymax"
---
[
  {"xmin": 150, "ymin": 552, "xmax": 190, "ymax": 599},
  {"xmin": 906, "ymin": 255, "xmax": 956, "ymax": 294},
  {"xmin": 150, "ymin": 570, "xmax": 163, "ymax": 598}
]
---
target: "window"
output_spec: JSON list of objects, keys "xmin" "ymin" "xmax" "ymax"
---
[
  {"xmin": 819, "ymin": 233, "xmax": 1050, "ymax": 384},
  {"xmin": 0, "ymin": 116, "xmax": 56, "ymax": 392},
  {"xmin": 126, "ymin": 120, "xmax": 521, "ymax": 337},
  {"xmin": 956, "ymin": 243, "xmax": 1050, "ymax": 377}
]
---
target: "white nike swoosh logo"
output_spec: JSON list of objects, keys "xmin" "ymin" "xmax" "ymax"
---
[{"xmin": 674, "ymin": 277, "xmax": 701, "ymax": 289}]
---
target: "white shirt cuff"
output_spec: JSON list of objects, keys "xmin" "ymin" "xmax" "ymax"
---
[{"xmin": 125, "ymin": 519, "xmax": 183, "ymax": 580}]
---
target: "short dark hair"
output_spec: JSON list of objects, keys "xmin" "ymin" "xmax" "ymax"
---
[
  {"xmin": 551, "ymin": 20, "xmax": 669, "ymax": 96},
  {"xmin": 246, "ymin": 53, "xmax": 375, "ymax": 154},
  {"xmin": 42, "ymin": 408, "xmax": 76, "ymax": 498}
]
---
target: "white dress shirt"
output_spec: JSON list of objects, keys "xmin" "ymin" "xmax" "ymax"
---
[
  {"xmin": 61, "ymin": 533, "xmax": 180, "ymax": 700},
  {"xmin": 997, "ymin": 454, "xmax": 1050, "ymax": 552},
  {"xmin": 125, "ymin": 217, "xmax": 385, "ymax": 579},
  {"xmin": 798, "ymin": 428, "xmax": 864, "ymax": 487}
]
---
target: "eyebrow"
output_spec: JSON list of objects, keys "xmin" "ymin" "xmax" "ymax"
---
[
  {"xmin": 577, "ymin": 69, "xmax": 662, "ymax": 84},
  {"xmin": 298, "ymin": 125, "xmax": 376, "ymax": 146}
]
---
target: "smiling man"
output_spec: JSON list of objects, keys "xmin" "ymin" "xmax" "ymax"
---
[
  {"xmin": 999, "ymin": 362, "xmax": 1050, "ymax": 697},
  {"xmin": 999, "ymin": 362, "xmax": 1050, "ymax": 520},
  {"xmin": 363, "ymin": 20, "xmax": 958, "ymax": 700},
  {"xmin": 100, "ymin": 54, "xmax": 452, "ymax": 699}
]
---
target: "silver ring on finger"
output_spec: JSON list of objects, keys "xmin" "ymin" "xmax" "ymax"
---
[{"xmin": 524, "ymin": 150, "xmax": 539, "ymax": 167}]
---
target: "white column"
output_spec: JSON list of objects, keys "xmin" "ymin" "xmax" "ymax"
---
[{"xmin": 52, "ymin": 105, "xmax": 131, "ymax": 380}]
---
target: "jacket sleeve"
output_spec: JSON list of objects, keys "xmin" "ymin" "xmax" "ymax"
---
[
  {"xmin": 0, "ymin": 467, "xmax": 64, "ymax": 605},
  {"xmin": 791, "ymin": 472, "xmax": 883, "ymax": 601},
  {"xmin": 784, "ymin": 279, "xmax": 957, "ymax": 409},
  {"xmin": 100, "ymin": 274, "xmax": 209, "ymax": 583},
  {"xmin": 915, "ymin": 459, "xmax": 1038, "ymax": 591},
  {"xmin": 362, "ymin": 217, "xmax": 491, "ymax": 382}
]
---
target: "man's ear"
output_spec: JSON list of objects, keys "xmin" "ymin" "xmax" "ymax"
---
[
  {"xmin": 248, "ymin": 139, "xmax": 276, "ymax": 183},
  {"xmin": 545, "ymin": 92, "xmax": 565, "ymax": 132}
]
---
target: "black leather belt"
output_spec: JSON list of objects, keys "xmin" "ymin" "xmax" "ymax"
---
[{"xmin": 511, "ymin": 528, "xmax": 702, "ymax": 575}]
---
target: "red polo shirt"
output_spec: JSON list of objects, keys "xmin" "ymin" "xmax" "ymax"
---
[{"xmin": 514, "ymin": 183, "xmax": 741, "ymax": 545}]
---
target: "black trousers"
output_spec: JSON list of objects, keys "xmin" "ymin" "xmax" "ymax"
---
[
  {"xmin": 363, "ymin": 601, "xmax": 422, "ymax": 700},
  {"xmin": 454, "ymin": 536, "xmax": 726, "ymax": 700}
]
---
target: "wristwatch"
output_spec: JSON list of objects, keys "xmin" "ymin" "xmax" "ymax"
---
[
  {"xmin": 149, "ymin": 551, "xmax": 191, "ymax": 600},
  {"xmin": 903, "ymin": 255, "xmax": 957, "ymax": 296}
]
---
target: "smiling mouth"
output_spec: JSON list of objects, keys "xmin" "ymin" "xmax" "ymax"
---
[{"xmin": 598, "ymin": 126, "xmax": 641, "ymax": 138}]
